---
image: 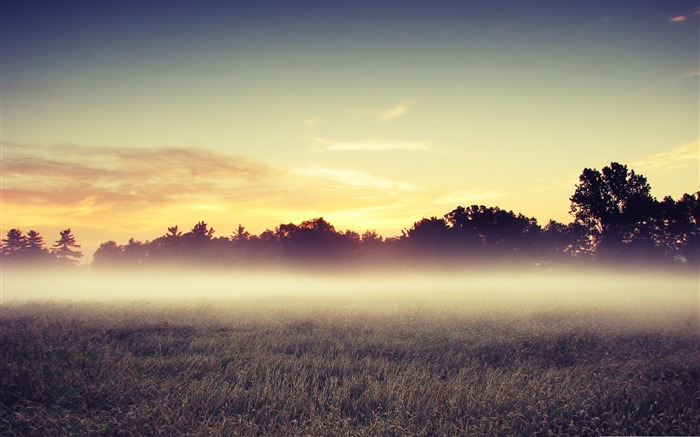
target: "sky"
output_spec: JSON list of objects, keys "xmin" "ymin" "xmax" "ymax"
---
[{"xmin": 1, "ymin": 0, "xmax": 698, "ymax": 261}]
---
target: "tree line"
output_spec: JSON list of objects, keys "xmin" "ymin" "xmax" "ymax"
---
[
  {"xmin": 1, "ymin": 228, "xmax": 83, "ymax": 266},
  {"xmin": 3, "ymin": 163, "xmax": 698, "ymax": 269}
]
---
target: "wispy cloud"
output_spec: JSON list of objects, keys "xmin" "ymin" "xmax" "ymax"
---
[
  {"xmin": 631, "ymin": 140, "xmax": 699, "ymax": 170},
  {"xmin": 684, "ymin": 70, "xmax": 700, "ymax": 77},
  {"xmin": 0, "ymin": 143, "xmax": 276, "ymax": 224},
  {"xmin": 350, "ymin": 100, "xmax": 415, "ymax": 122},
  {"xmin": 312, "ymin": 138, "xmax": 430, "ymax": 152},
  {"xmin": 380, "ymin": 100, "xmax": 414, "ymax": 121},
  {"xmin": 670, "ymin": 15, "xmax": 687, "ymax": 22},
  {"xmin": 292, "ymin": 167, "xmax": 416, "ymax": 191},
  {"xmin": 1, "ymin": 142, "xmax": 562, "ymax": 249},
  {"xmin": 303, "ymin": 118, "xmax": 319, "ymax": 127},
  {"xmin": 1, "ymin": 142, "xmax": 427, "ymax": 236}
]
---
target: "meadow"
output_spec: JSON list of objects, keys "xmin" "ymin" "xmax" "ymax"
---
[{"xmin": 1, "ymin": 269, "xmax": 698, "ymax": 436}]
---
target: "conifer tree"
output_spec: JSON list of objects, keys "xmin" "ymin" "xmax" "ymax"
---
[
  {"xmin": 25, "ymin": 230, "xmax": 52, "ymax": 263},
  {"xmin": 51, "ymin": 228, "xmax": 83, "ymax": 265},
  {"xmin": 2, "ymin": 229, "xmax": 27, "ymax": 261}
]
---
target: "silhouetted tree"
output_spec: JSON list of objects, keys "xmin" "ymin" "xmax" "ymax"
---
[
  {"xmin": 257, "ymin": 229, "xmax": 277, "ymax": 245},
  {"xmin": 51, "ymin": 229, "xmax": 83, "ymax": 266},
  {"xmin": 406, "ymin": 217, "xmax": 450, "ymax": 241},
  {"xmin": 357, "ymin": 230, "xmax": 384, "ymax": 259},
  {"xmin": 361, "ymin": 230, "xmax": 383, "ymax": 245},
  {"xmin": 147, "ymin": 225, "xmax": 185, "ymax": 263},
  {"xmin": 93, "ymin": 241, "xmax": 124, "ymax": 267},
  {"xmin": 299, "ymin": 217, "xmax": 335, "ymax": 233},
  {"xmin": 166, "ymin": 226, "xmax": 182, "ymax": 238},
  {"xmin": 444, "ymin": 205, "xmax": 539, "ymax": 256},
  {"xmin": 655, "ymin": 192, "xmax": 700, "ymax": 263},
  {"xmin": 254, "ymin": 229, "xmax": 280, "ymax": 261},
  {"xmin": 276, "ymin": 223, "xmax": 298, "ymax": 241},
  {"xmin": 288, "ymin": 218, "xmax": 345, "ymax": 261},
  {"xmin": 232, "ymin": 224, "xmax": 250, "ymax": 242},
  {"xmin": 570, "ymin": 162, "xmax": 655, "ymax": 256},
  {"xmin": 26, "ymin": 230, "xmax": 45, "ymax": 252},
  {"xmin": 405, "ymin": 217, "xmax": 452, "ymax": 257},
  {"xmin": 2, "ymin": 229, "xmax": 28, "ymax": 262},
  {"xmin": 540, "ymin": 220, "xmax": 591, "ymax": 260},
  {"xmin": 123, "ymin": 238, "xmax": 148, "ymax": 265},
  {"xmin": 25, "ymin": 230, "xmax": 52, "ymax": 263},
  {"xmin": 342, "ymin": 230, "xmax": 361, "ymax": 246},
  {"xmin": 180, "ymin": 221, "xmax": 216, "ymax": 264},
  {"xmin": 188, "ymin": 221, "xmax": 215, "ymax": 240},
  {"xmin": 84, "ymin": 166, "xmax": 698, "ymax": 269}
]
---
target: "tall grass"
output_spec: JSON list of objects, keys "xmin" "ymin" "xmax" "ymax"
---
[{"xmin": 1, "ymin": 298, "xmax": 698, "ymax": 436}]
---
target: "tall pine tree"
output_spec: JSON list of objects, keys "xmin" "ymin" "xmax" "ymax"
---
[
  {"xmin": 26, "ymin": 230, "xmax": 52, "ymax": 263},
  {"xmin": 51, "ymin": 229, "xmax": 83, "ymax": 266},
  {"xmin": 2, "ymin": 229, "xmax": 28, "ymax": 262}
]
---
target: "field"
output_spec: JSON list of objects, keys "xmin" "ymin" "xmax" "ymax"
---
[{"xmin": 1, "ymin": 269, "xmax": 699, "ymax": 436}]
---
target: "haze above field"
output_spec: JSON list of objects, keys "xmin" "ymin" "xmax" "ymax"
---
[
  {"xmin": 3, "ymin": 268, "xmax": 697, "ymax": 329},
  {"xmin": 1, "ymin": 0, "xmax": 698, "ymax": 260}
]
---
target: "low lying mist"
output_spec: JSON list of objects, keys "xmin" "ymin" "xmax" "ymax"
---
[{"xmin": 2, "ymin": 265, "xmax": 697, "ymax": 330}]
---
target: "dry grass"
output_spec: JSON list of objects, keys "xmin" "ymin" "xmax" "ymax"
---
[{"xmin": 1, "ymin": 296, "xmax": 698, "ymax": 436}]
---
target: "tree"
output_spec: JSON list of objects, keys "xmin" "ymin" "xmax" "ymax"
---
[
  {"xmin": 166, "ymin": 226, "xmax": 182, "ymax": 239},
  {"xmin": 570, "ymin": 162, "xmax": 655, "ymax": 255},
  {"xmin": 147, "ymin": 225, "xmax": 184, "ymax": 263},
  {"xmin": 26, "ymin": 230, "xmax": 46, "ymax": 252},
  {"xmin": 541, "ymin": 220, "xmax": 591, "ymax": 259},
  {"xmin": 93, "ymin": 241, "xmax": 124, "ymax": 267},
  {"xmin": 361, "ymin": 230, "xmax": 384, "ymax": 245},
  {"xmin": 187, "ymin": 221, "xmax": 215, "ymax": 240},
  {"xmin": 444, "ymin": 205, "xmax": 539, "ymax": 255},
  {"xmin": 25, "ymin": 230, "xmax": 52, "ymax": 263},
  {"xmin": 404, "ymin": 217, "xmax": 452, "ymax": 256},
  {"xmin": 123, "ymin": 238, "xmax": 148, "ymax": 265},
  {"xmin": 178, "ymin": 221, "xmax": 216, "ymax": 264},
  {"xmin": 51, "ymin": 229, "xmax": 83, "ymax": 266},
  {"xmin": 232, "ymin": 224, "xmax": 250, "ymax": 242},
  {"xmin": 655, "ymin": 192, "xmax": 700, "ymax": 263},
  {"xmin": 299, "ymin": 217, "xmax": 335, "ymax": 234},
  {"xmin": 287, "ymin": 218, "xmax": 343, "ymax": 260},
  {"xmin": 2, "ymin": 229, "xmax": 28, "ymax": 262}
]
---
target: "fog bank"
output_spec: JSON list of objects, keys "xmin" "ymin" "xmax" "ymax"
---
[{"xmin": 2, "ymin": 266, "xmax": 696, "ymax": 320}]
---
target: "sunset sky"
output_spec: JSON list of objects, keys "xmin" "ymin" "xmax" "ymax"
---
[{"xmin": 2, "ymin": 0, "xmax": 698, "ymax": 261}]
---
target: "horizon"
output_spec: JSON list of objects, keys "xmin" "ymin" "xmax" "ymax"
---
[{"xmin": 2, "ymin": 0, "xmax": 698, "ymax": 262}]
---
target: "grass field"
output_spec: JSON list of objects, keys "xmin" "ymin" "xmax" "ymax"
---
[{"xmin": 1, "ymin": 271, "xmax": 699, "ymax": 436}]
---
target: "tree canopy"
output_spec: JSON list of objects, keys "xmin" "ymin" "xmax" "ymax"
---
[
  {"xmin": 2, "ymin": 228, "xmax": 82, "ymax": 267},
  {"xmin": 570, "ymin": 162, "xmax": 656, "ymax": 256},
  {"xmin": 4, "ymin": 162, "xmax": 698, "ymax": 270}
]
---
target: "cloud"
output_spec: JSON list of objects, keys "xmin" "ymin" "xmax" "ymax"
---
[
  {"xmin": 350, "ymin": 100, "xmax": 415, "ymax": 122},
  {"xmin": 631, "ymin": 140, "xmax": 699, "ymax": 170},
  {"xmin": 292, "ymin": 167, "xmax": 416, "ymax": 192},
  {"xmin": 684, "ymin": 70, "xmax": 700, "ymax": 77},
  {"xmin": 0, "ymin": 143, "xmax": 277, "ymax": 223},
  {"xmin": 303, "ymin": 118, "xmax": 319, "ymax": 127},
  {"xmin": 4, "ymin": 142, "xmax": 553, "ymax": 248},
  {"xmin": 0, "ymin": 142, "xmax": 427, "ymax": 237},
  {"xmin": 380, "ymin": 100, "xmax": 414, "ymax": 121},
  {"xmin": 669, "ymin": 15, "xmax": 687, "ymax": 22},
  {"xmin": 312, "ymin": 138, "xmax": 430, "ymax": 152},
  {"xmin": 1, "ymin": 142, "xmax": 268, "ymax": 182}
]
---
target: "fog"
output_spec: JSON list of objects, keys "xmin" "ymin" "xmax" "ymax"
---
[{"xmin": 2, "ymin": 266, "xmax": 697, "ymax": 325}]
